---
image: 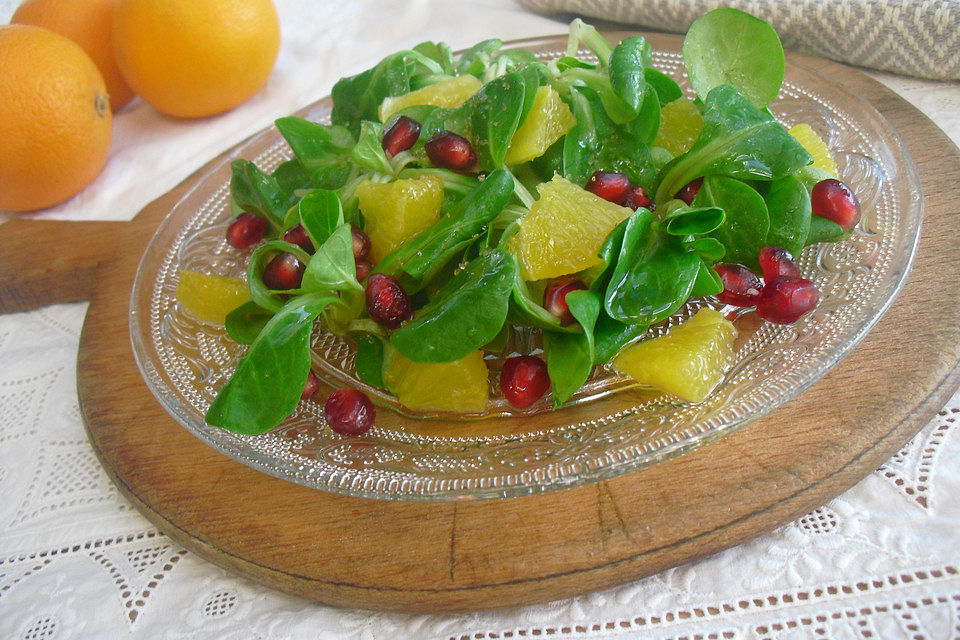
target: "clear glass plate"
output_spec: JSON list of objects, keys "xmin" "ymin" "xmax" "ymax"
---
[{"xmin": 129, "ymin": 36, "xmax": 922, "ymax": 501}]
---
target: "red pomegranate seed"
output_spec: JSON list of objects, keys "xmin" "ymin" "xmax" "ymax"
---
[
  {"xmin": 425, "ymin": 131, "xmax": 477, "ymax": 172},
  {"xmin": 756, "ymin": 276, "xmax": 819, "ymax": 324},
  {"xmin": 282, "ymin": 224, "xmax": 314, "ymax": 253},
  {"xmin": 262, "ymin": 252, "xmax": 305, "ymax": 290},
  {"xmin": 324, "ymin": 388, "xmax": 375, "ymax": 436},
  {"xmin": 355, "ymin": 260, "xmax": 372, "ymax": 282},
  {"xmin": 758, "ymin": 246, "xmax": 801, "ymax": 280},
  {"xmin": 382, "ymin": 115, "xmax": 421, "ymax": 157},
  {"xmin": 624, "ymin": 185, "xmax": 654, "ymax": 210},
  {"xmin": 500, "ymin": 355, "xmax": 551, "ymax": 409},
  {"xmin": 811, "ymin": 178, "xmax": 861, "ymax": 229},
  {"xmin": 301, "ymin": 369, "xmax": 320, "ymax": 400},
  {"xmin": 543, "ymin": 275, "xmax": 588, "ymax": 326},
  {"xmin": 365, "ymin": 273, "xmax": 413, "ymax": 328},
  {"xmin": 226, "ymin": 212, "xmax": 268, "ymax": 250},
  {"xmin": 585, "ymin": 171, "xmax": 631, "ymax": 205},
  {"xmin": 675, "ymin": 177, "xmax": 704, "ymax": 205},
  {"xmin": 351, "ymin": 225, "xmax": 371, "ymax": 261},
  {"xmin": 714, "ymin": 264, "xmax": 763, "ymax": 307}
]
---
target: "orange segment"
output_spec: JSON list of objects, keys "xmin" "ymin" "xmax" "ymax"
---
[
  {"xmin": 356, "ymin": 175, "xmax": 445, "ymax": 264},
  {"xmin": 654, "ymin": 96, "xmax": 703, "ymax": 157},
  {"xmin": 504, "ymin": 85, "xmax": 576, "ymax": 165},
  {"xmin": 378, "ymin": 75, "xmax": 482, "ymax": 123},
  {"xmin": 176, "ymin": 269, "xmax": 250, "ymax": 324},
  {"xmin": 612, "ymin": 308, "xmax": 736, "ymax": 402},
  {"xmin": 384, "ymin": 349, "xmax": 488, "ymax": 413},
  {"xmin": 789, "ymin": 123, "xmax": 838, "ymax": 176},
  {"xmin": 509, "ymin": 175, "xmax": 633, "ymax": 281}
]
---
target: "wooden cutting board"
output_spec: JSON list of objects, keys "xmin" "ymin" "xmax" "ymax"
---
[{"xmin": 2, "ymin": 36, "xmax": 959, "ymax": 613}]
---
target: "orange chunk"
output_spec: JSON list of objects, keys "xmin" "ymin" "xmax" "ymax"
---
[
  {"xmin": 612, "ymin": 308, "xmax": 736, "ymax": 402},
  {"xmin": 384, "ymin": 349, "xmax": 488, "ymax": 413},
  {"xmin": 509, "ymin": 175, "xmax": 633, "ymax": 281},
  {"xmin": 176, "ymin": 270, "xmax": 250, "ymax": 324}
]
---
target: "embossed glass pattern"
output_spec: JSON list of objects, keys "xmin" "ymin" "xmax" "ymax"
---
[{"xmin": 130, "ymin": 37, "xmax": 922, "ymax": 501}]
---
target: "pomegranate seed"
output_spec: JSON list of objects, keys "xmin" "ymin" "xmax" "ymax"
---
[
  {"xmin": 324, "ymin": 388, "xmax": 375, "ymax": 436},
  {"xmin": 355, "ymin": 260, "xmax": 372, "ymax": 282},
  {"xmin": 500, "ymin": 355, "xmax": 551, "ymax": 409},
  {"xmin": 714, "ymin": 264, "xmax": 763, "ymax": 307},
  {"xmin": 282, "ymin": 224, "xmax": 314, "ymax": 253},
  {"xmin": 262, "ymin": 252, "xmax": 305, "ymax": 290},
  {"xmin": 758, "ymin": 246, "xmax": 801, "ymax": 280},
  {"xmin": 543, "ymin": 275, "xmax": 588, "ymax": 326},
  {"xmin": 365, "ymin": 273, "xmax": 413, "ymax": 328},
  {"xmin": 301, "ymin": 369, "xmax": 320, "ymax": 400},
  {"xmin": 585, "ymin": 171, "xmax": 631, "ymax": 205},
  {"xmin": 351, "ymin": 225, "xmax": 371, "ymax": 261},
  {"xmin": 811, "ymin": 178, "xmax": 861, "ymax": 229},
  {"xmin": 425, "ymin": 131, "xmax": 476, "ymax": 172},
  {"xmin": 624, "ymin": 185, "xmax": 654, "ymax": 210},
  {"xmin": 226, "ymin": 213, "xmax": 268, "ymax": 250},
  {"xmin": 756, "ymin": 276, "xmax": 819, "ymax": 324},
  {"xmin": 675, "ymin": 177, "xmax": 703, "ymax": 205},
  {"xmin": 382, "ymin": 115, "xmax": 421, "ymax": 157}
]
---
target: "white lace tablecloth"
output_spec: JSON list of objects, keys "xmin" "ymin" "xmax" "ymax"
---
[{"xmin": 2, "ymin": 1, "xmax": 960, "ymax": 638}]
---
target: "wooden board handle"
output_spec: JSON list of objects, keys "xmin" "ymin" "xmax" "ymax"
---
[{"xmin": 0, "ymin": 219, "xmax": 130, "ymax": 314}]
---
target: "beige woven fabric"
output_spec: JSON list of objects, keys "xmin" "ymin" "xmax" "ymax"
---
[{"xmin": 518, "ymin": 0, "xmax": 960, "ymax": 80}]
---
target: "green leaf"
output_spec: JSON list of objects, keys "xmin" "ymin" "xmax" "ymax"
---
[
  {"xmin": 806, "ymin": 214, "xmax": 849, "ymax": 245},
  {"xmin": 206, "ymin": 293, "xmax": 338, "ymax": 434},
  {"xmin": 296, "ymin": 189, "xmax": 343, "ymax": 248},
  {"xmin": 350, "ymin": 331, "xmax": 386, "ymax": 388},
  {"xmin": 271, "ymin": 159, "xmax": 313, "ymax": 195},
  {"xmin": 644, "ymin": 68, "xmax": 683, "ymax": 106},
  {"xmin": 593, "ymin": 314, "xmax": 648, "ymax": 364},
  {"xmin": 390, "ymin": 249, "xmax": 516, "ymax": 363},
  {"xmin": 224, "ymin": 300, "xmax": 274, "ymax": 345},
  {"xmin": 441, "ymin": 70, "xmax": 536, "ymax": 169},
  {"xmin": 229, "ymin": 160, "xmax": 296, "ymax": 230},
  {"xmin": 275, "ymin": 117, "xmax": 356, "ymax": 189},
  {"xmin": 682, "ymin": 7, "xmax": 785, "ymax": 108},
  {"xmin": 604, "ymin": 209, "xmax": 701, "ymax": 325},
  {"xmin": 508, "ymin": 259, "xmax": 579, "ymax": 333},
  {"xmin": 543, "ymin": 289, "xmax": 600, "ymax": 405},
  {"xmin": 331, "ymin": 54, "xmax": 410, "ymax": 136},
  {"xmin": 694, "ymin": 175, "xmax": 770, "ymax": 267},
  {"xmin": 654, "ymin": 85, "xmax": 812, "ymax": 203},
  {"xmin": 762, "ymin": 174, "xmax": 811, "ymax": 256},
  {"xmin": 609, "ymin": 36, "xmax": 651, "ymax": 113},
  {"xmin": 690, "ymin": 258, "xmax": 724, "ymax": 297},
  {"xmin": 301, "ymin": 224, "xmax": 361, "ymax": 293},
  {"xmin": 350, "ymin": 121, "xmax": 393, "ymax": 175},
  {"xmin": 662, "ymin": 205, "xmax": 726, "ymax": 236},
  {"xmin": 456, "ymin": 38, "xmax": 502, "ymax": 77},
  {"xmin": 413, "ymin": 41, "xmax": 455, "ymax": 76},
  {"xmin": 563, "ymin": 87, "xmax": 657, "ymax": 189}
]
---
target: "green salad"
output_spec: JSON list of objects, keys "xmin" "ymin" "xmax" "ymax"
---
[{"xmin": 198, "ymin": 7, "xmax": 861, "ymax": 436}]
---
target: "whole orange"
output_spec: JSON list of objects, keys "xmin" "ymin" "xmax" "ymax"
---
[
  {"xmin": 11, "ymin": 0, "xmax": 134, "ymax": 111},
  {"xmin": 0, "ymin": 25, "xmax": 112, "ymax": 212},
  {"xmin": 112, "ymin": 0, "xmax": 281, "ymax": 118}
]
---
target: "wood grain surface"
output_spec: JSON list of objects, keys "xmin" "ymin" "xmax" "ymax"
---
[{"xmin": 1, "ymin": 35, "xmax": 958, "ymax": 613}]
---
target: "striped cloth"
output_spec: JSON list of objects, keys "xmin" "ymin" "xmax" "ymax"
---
[{"xmin": 518, "ymin": 0, "xmax": 960, "ymax": 80}]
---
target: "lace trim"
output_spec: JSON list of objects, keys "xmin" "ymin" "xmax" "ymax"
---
[
  {"xmin": 879, "ymin": 406, "xmax": 957, "ymax": 508},
  {"xmin": 450, "ymin": 565, "xmax": 960, "ymax": 639}
]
